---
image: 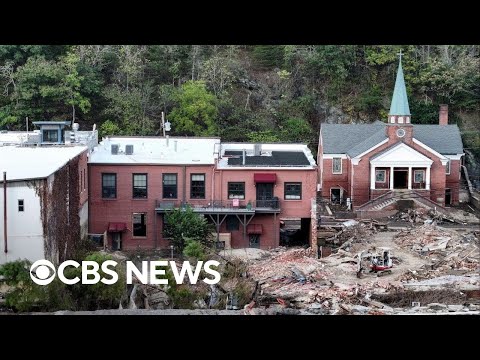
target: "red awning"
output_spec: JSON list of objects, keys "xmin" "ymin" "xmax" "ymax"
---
[
  {"xmin": 108, "ymin": 222, "xmax": 127, "ymax": 232},
  {"xmin": 247, "ymin": 224, "xmax": 263, "ymax": 234},
  {"xmin": 254, "ymin": 173, "xmax": 276, "ymax": 183}
]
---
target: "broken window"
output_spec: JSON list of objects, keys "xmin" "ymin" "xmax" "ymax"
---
[
  {"xmin": 375, "ymin": 170, "xmax": 386, "ymax": 182},
  {"xmin": 414, "ymin": 170, "xmax": 425, "ymax": 183},
  {"xmin": 133, "ymin": 213, "xmax": 147, "ymax": 237},
  {"xmin": 102, "ymin": 173, "xmax": 117, "ymax": 198},
  {"xmin": 332, "ymin": 158, "xmax": 342, "ymax": 174},
  {"xmin": 18, "ymin": 199, "xmax": 24, "ymax": 212},
  {"xmin": 133, "ymin": 173, "xmax": 148, "ymax": 198},
  {"xmin": 284, "ymin": 182, "xmax": 302, "ymax": 200},
  {"xmin": 190, "ymin": 174, "xmax": 205, "ymax": 199},
  {"xmin": 228, "ymin": 182, "xmax": 245, "ymax": 199}
]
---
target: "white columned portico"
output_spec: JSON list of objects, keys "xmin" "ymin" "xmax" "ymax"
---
[
  {"xmin": 408, "ymin": 166, "xmax": 412, "ymax": 190},
  {"xmin": 370, "ymin": 143, "xmax": 434, "ymax": 193},
  {"xmin": 389, "ymin": 166, "xmax": 394, "ymax": 190},
  {"xmin": 370, "ymin": 165, "xmax": 376, "ymax": 190},
  {"xmin": 426, "ymin": 167, "xmax": 431, "ymax": 190}
]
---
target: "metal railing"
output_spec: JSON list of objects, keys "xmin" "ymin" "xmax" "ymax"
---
[{"xmin": 155, "ymin": 198, "xmax": 281, "ymax": 211}]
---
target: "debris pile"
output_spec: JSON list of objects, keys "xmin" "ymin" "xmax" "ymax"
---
[{"xmin": 395, "ymin": 224, "xmax": 479, "ymax": 281}]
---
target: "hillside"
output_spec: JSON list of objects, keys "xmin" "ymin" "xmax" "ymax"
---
[{"xmin": 0, "ymin": 45, "xmax": 478, "ymax": 170}]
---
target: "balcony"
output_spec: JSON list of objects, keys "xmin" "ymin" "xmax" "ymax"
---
[{"xmin": 155, "ymin": 198, "xmax": 281, "ymax": 214}]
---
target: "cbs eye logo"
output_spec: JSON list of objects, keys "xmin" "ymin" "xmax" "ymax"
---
[{"xmin": 30, "ymin": 260, "xmax": 56, "ymax": 285}]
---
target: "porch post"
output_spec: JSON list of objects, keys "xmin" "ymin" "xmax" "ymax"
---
[
  {"xmin": 370, "ymin": 165, "xmax": 376, "ymax": 190},
  {"xmin": 426, "ymin": 167, "xmax": 431, "ymax": 190},
  {"xmin": 408, "ymin": 166, "xmax": 412, "ymax": 190},
  {"xmin": 390, "ymin": 166, "xmax": 394, "ymax": 190}
]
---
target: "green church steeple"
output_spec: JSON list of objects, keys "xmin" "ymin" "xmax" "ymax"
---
[{"xmin": 388, "ymin": 51, "xmax": 411, "ymax": 125}]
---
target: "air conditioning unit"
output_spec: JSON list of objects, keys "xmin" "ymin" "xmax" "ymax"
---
[
  {"xmin": 111, "ymin": 144, "xmax": 119, "ymax": 155},
  {"xmin": 125, "ymin": 144, "xmax": 134, "ymax": 155}
]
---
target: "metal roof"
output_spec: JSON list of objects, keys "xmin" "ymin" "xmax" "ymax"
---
[{"xmin": 389, "ymin": 57, "xmax": 411, "ymax": 116}]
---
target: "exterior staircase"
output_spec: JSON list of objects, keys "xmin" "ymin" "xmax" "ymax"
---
[{"xmin": 357, "ymin": 190, "xmax": 448, "ymax": 214}]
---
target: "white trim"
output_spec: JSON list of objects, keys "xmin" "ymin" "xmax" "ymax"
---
[
  {"xmin": 412, "ymin": 138, "xmax": 447, "ymax": 161},
  {"xmin": 323, "ymin": 154, "xmax": 348, "ymax": 159},
  {"xmin": 408, "ymin": 167, "xmax": 412, "ymax": 190},
  {"xmin": 425, "ymin": 167, "xmax": 431, "ymax": 190},
  {"xmin": 352, "ymin": 158, "xmax": 360, "ymax": 165},
  {"xmin": 330, "ymin": 187, "xmax": 343, "ymax": 203},
  {"xmin": 332, "ymin": 157, "xmax": 343, "ymax": 174},
  {"xmin": 370, "ymin": 165, "xmax": 376, "ymax": 190},
  {"xmin": 446, "ymin": 159, "xmax": 451, "ymax": 175},
  {"xmin": 445, "ymin": 154, "xmax": 464, "ymax": 160},
  {"xmin": 389, "ymin": 166, "xmax": 394, "ymax": 190},
  {"xmin": 352, "ymin": 139, "xmax": 389, "ymax": 160},
  {"xmin": 370, "ymin": 142, "xmax": 433, "ymax": 167}
]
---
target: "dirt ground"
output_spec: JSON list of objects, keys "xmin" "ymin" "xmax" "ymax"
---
[{"xmin": 324, "ymin": 230, "xmax": 430, "ymax": 286}]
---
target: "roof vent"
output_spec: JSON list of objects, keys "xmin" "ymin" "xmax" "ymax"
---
[
  {"xmin": 111, "ymin": 144, "xmax": 119, "ymax": 155},
  {"xmin": 125, "ymin": 144, "xmax": 134, "ymax": 155},
  {"xmin": 254, "ymin": 143, "xmax": 262, "ymax": 156}
]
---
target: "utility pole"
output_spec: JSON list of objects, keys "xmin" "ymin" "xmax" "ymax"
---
[{"xmin": 161, "ymin": 111, "xmax": 166, "ymax": 137}]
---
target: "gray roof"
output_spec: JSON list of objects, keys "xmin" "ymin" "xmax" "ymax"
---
[
  {"xmin": 413, "ymin": 125, "xmax": 464, "ymax": 155},
  {"xmin": 321, "ymin": 122, "xmax": 463, "ymax": 157},
  {"xmin": 322, "ymin": 121, "xmax": 387, "ymax": 157}
]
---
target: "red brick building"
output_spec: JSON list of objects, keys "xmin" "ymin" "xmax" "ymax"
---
[
  {"xmin": 318, "ymin": 57, "xmax": 464, "ymax": 211},
  {"xmin": 88, "ymin": 138, "xmax": 317, "ymax": 250}
]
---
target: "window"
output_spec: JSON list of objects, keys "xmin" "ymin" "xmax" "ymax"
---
[
  {"xmin": 102, "ymin": 173, "xmax": 117, "ymax": 198},
  {"xmin": 285, "ymin": 182, "xmax": 302, "ymax": 200},
  {"xmin": 226, "ymin": 215, "xmax": 239, "ymax": 231},
  {"xmin": 190, "ymin": 174, "xmax": 205, "ymax": 199},
  {"xmin": 133, "ymin": 173, "xmax": 148, "ymax": 198},
  {"xmin": 375, "ymin": 170, "xmax": 386, "ymax": 182},
  {"xmin": 133, "ymin": 213, "xmax": 147, "ymax": 237},
  {"xmin": 163, "ymin": 174, "xmax": 177, "ymax": 199},
  {"xmin": 414, "ymin": 170, "xmax": 425, "ymax": 183},
  {"xmin": 446, "ymin": 160, "xmax": 451, "ymax": 175},
  {"xmin": 332, "ymin": 158, "xmax": 342, "ymax": 174},
  {"xmin": 42, "ymin": 130, "xmax": 58, "ymax": 142},
  {"xmin": 18, "ymin": 199, "xmax": 24, "ymax": 212},
  {"xmin": 228, "ymin": 182, "xmax": 245, "ymax": 199}
]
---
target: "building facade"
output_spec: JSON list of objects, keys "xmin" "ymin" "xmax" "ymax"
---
[
  {"xmin": 0, "ymin": 122, "xmax": 97, "ymax": 264},
  {"xmin": 318, "ymin": 57, "xmax": 464, "ymax": 211},
  {"xmin": 88, "ymin": 138, "xmax": 317, "ymax": 251}
]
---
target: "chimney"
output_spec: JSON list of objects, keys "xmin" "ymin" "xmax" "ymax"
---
[{"xmin": 439, "ymin": 105, "xmax": 448, "ymax": 126}]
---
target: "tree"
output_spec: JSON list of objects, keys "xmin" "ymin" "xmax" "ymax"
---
[
  {"xmin": 169, "ymin": 81, "xmax": 218, "ymax": 136},
  {"xmin": 163, "ymin": 206, "xmax": 214, "ymax": 251}
]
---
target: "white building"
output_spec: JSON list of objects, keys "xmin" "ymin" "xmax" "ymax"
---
[{"xmin": 0, "ymin": 122, "xmax": 97, "ymax": 265}]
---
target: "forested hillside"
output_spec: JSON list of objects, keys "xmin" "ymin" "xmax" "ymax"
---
[{"xmin": 0, "ymin": 45, "xmax": 478, "ymax": 160}]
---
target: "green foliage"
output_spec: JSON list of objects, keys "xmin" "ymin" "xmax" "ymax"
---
[
  {"xmin": 99, "ymin": 119, "xmax": 121, "ymax": 137},
  {"xmin": 164, "ymin": 205, "xmax": 214, "ymax": 251},
  {"xmin": 463, "ymin": 131, "xmax": 480, "ymax": 159},
  {"xmin": 64, "ymin": 252, "xmax": 125, "ymax": 310},
  {"xmin": 252, "ymin": 46, "xmax": 285, "ymax": 68},
  {"xmin": 169, "ymin": 81, "xmax": 218, "ymax": 136},
  {"xmin": 0, "ymin": 253, "xmax": 125, "ymax": 312},
  {"xmin": 279, "ymin": 117, "xmax": 313, "ymax": 143},
  {"xmin": 247, "ymin": 130, "xmax": 279, "ymax": 143},
  {"xmin": 182, "ymin": 239, "xmax": 206, "ymax": 261},
  {"xmin": 0, "ymin": 260, "xmax": 74, "ymax": 312}
]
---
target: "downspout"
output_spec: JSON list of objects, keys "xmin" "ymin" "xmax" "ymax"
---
[
  {"xmin": 3, "ymin": 172, "xmax": 7, "ymax": 253},
  {"xmin": 182, "ymin": 166, "xmax": 187, "ymax": 205}
]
